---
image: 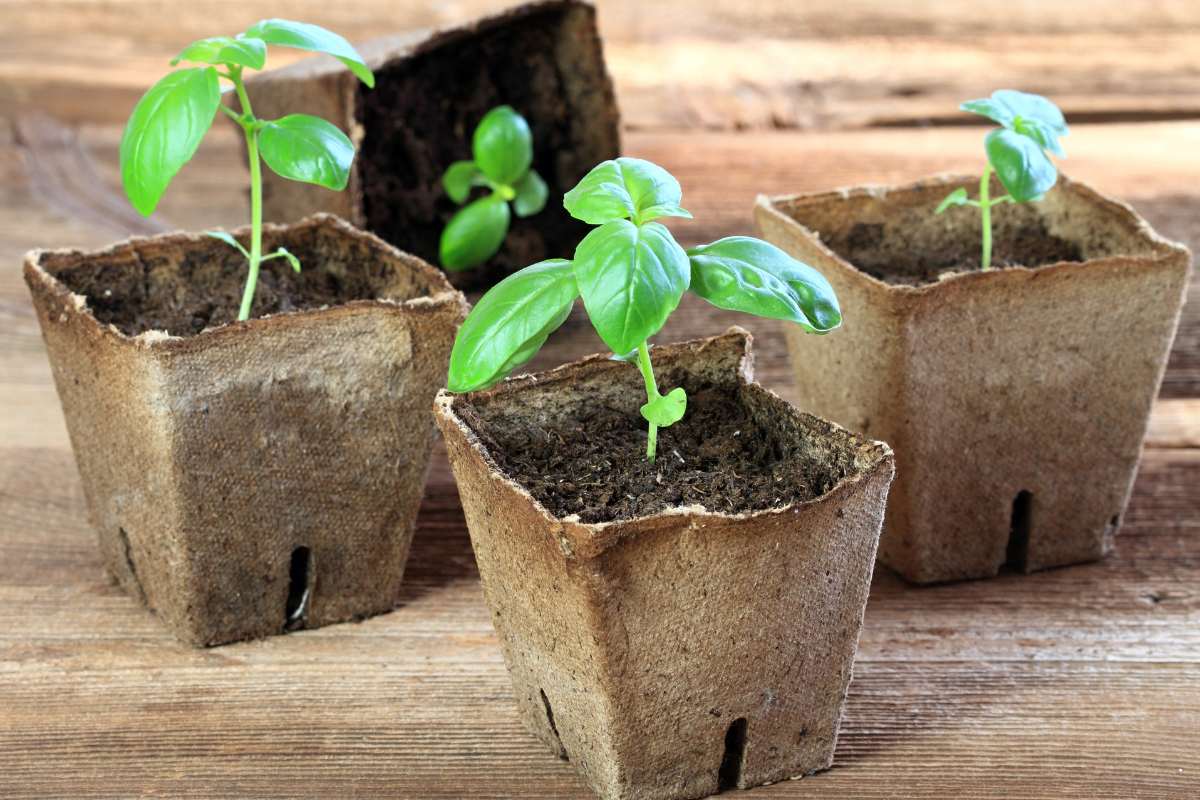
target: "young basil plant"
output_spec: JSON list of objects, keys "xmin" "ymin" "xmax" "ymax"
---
[
  {"xmin": 447, "ymin": 157, "xmax": 841, "ymax": 462},
  {"xmin": 936, "ymin": 90, "xmax": 1068, "ymax": 270},
  {"xmin": 119, "ymin": 20, "xmax": 374, "ymax": 321},
  {"xmin": 439, "ymin": 106, "xmax": 548, "ymax": 271}
]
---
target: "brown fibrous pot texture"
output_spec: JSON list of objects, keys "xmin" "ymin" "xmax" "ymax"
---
[
  {"xmin": 245, "ymin": 0, "xmax": 621, "ymax": 293},
  {"xmin": 755, "ymin": 174, "xmax": 1191, "ymax": 584},
  {"xmin": 434, "ymin": 329, "xmax": 894, "ymax": 800},
  {"xmin": 24, "ymin": 213, "xmax": 467, "ymax": 646}
]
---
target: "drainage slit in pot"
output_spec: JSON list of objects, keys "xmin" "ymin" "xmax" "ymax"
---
[
  {"xmin": 540, "ymin": 688, "xmax": 567, "ymax": 759},
  {"xmin": 717, "ymin": 717, "xmax": 747, "ymax": 791},
  {"xmin": 285, "ymin": 546, "xmax": 311, "ymax": 631},
  {"xmin": 1006, "ymin": 490, "xmax": 1033, "ymax": 571}
]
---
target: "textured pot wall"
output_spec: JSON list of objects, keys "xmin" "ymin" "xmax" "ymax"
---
[
  {"xmin": 25, "ymin": 214, "xmax": 466, "ymax": 646},
  {"xmin": 756, "ymin": 175, "xmax": 1191, "ymax": 584},
  {"xmin": 436, "ymin": 331, "xmax": 894, "ymax": 800}
]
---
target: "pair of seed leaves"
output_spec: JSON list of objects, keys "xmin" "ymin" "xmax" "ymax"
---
[
  {"xmin": 447, "ymin": 157, "xmax": 843, "ymax": 426},
  {"xmin": 120, "ymin": 19, "xmax": 374, "ymax": 218},
  {"xmin": 440, "ymin": 107, "xmax": 549, "ymax": 271},
  {"xmin": 938, "ymin": 90, "xmax": 1069, "ymax": 211}
]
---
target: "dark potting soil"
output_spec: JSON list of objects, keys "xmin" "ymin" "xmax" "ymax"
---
[
  {"xmin": 55, "ymin": 225, "xmax": 426, "ymax": 337},
  {"xmin": 356, "ymin": 6, "xmax": 595, "ymax": 293},
  {"xmin": 826, "ymin": 210, "xmax": 1083, "ymax": 287},
  {"xmin": 461, "ymin": 384, "xmax": 854, "ymax": 524}
]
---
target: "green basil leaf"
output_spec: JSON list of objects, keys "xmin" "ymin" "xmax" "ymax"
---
[
  {"xmin": 563, "ymin": 157, "xmax": 690, "ymax": 226},
  {"xmin": 960, "ymin": 97, "xmax": 1013, "ymax": 128},
  {"xmin": 935, "ymin": 187, "xmax": 969, "ymax": 214},
  {"xmin": 258, "ymin": 114, "xmax": 354, "ymax": 190},
  {"xmin": 641, "ymin": 387, "xmax": 687, "ymax": 427},
  {"xmin": 120, "ymin": 67, "xmax": 221, "ymax": 216},
  {"xmin": 267, "ymin": 246, "xmax": 302, "ymax": 273},
  {"xmin": 573, "ymin": 219, "xmax": 690, "ymax": 355},
  {"xmin": 687, "ymin": 236, "xmax": 841, "ymax": 332},
  {"xmin": 204, "ymin": 230, "xmax": 250, "ymax": 259},
  {"xmin": 963, "ymin": 90, "xmax": 1068, "ymax": 157},
  {"xmin": 472, "ymin": 106, "xmax": 533, "ymax": 187},
  {"xmin": 443, "ymin": 160, "xmax": 482, "ymax": 205},
  {"xmin": 172, "ymin": 36, "xmax": 266, "ymax": 70},
  {"xmin": 985, "ymin": 128, "xmax": 1057, "ymax": 203},
  {"xmin": 243, "ymin": 19, "xmax": 375, "ymax": 88},
  {"xmin": 1013, "ymin": 117, "xmax": 1067, "ymax": 158},
  {"xmin": 512, "ymin": 169, "xmax": 548, "ymax": 218},
  {"xmin": 439, "ymin": 194, "xmax": 511, "ymax": 271},
  {"xmin": 447, "ymin": 259, "xmax": 578, "ymax": 392}
]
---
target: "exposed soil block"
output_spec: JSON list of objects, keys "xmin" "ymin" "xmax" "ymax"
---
[
  {"xmin": 755, "ymin": 174, "xmax": 1191, "ymax": 584},
  {"xmin": 24, "ymin": 214, "xmax": 466, "ymax": 646},
  {"xmin": 435, "ymin": 329, "xmax": 894, "ymax": 800},
  {"xmin": 246, "ymin": 0, "xmax": 620, "ymax": 293}
]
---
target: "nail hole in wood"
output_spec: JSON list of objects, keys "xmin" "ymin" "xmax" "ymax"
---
[
  {"xmin": 285, "ymin": 546, "xmax": 311, "ymax": 631},
  {"xmin": 718, "ymin": 717, "xmax": 748, "ymax": 791},
  {"xmin": 1006, "ymin": 490, "xmax": 1033, "ymax": 571}
]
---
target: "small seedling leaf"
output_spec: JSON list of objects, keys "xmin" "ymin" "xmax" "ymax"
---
[
  {"xmin": 120, "ymin": 66, "xmax": 222, "ymax": 216},
  {"xmin": 512, "ymin": 169, "xmax": 548, "ymax": 218},
  {"xmin": 963, "ymin": 90, "xmax": 1068, "ymax": 156},
  {"xmin": 447, "ymin": 259, "xmax": 578, "ymax": 392},
  {"xmin": 443, "ymin": 160, "xmax": 482, "ymax": 204},
  {"xmin": 472, "ymin": 106, "xmax": 533, "ymax": 187},
  {"xmin": 985, "ymin": 128, "xmax": 1057, "ymax": 203},
  {"xmin": 572, "ymin": 219, "xmax": 690, "ymax": 355},
  {"xmin": 258, "ymin": 113, "xmax": 354, "ymax": 190},
  {"xmin": 641, "ymin": 387, "xmax": 687, "ymax": 427},
  {"xmin": 204, "ymin": 229, "xmax": 250, "ymax": 258},
  {"xmin": 439, "ymin": 194, "xmax": 511, "ymax": 271},
  {"xmin": 563, "ymin": 157, "xmax": 689, "ymax": 226},
  {"xmin": 275, "ymin": 246, "xmax": 302, "ymax": 272},
  {"xmin": 243, "ymin": 19, "xmax": 375, "ymax": 87},
  {"xmin": 687, "ymin": 236, "xmax": 841, "ymax": 332},
  {"xmin": 935, "ymin": 187, "xmax": 970, "ymax": 214},
  {"xmin": 172, "ymin": 36, "xmax": 267, "ymax": 70}
]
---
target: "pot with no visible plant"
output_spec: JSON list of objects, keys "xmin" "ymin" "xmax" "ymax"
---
[
  {"xmin": 24, "ymin": 22, "xmax": 466, "ymax": 646},
  {"xmin": 755, "ymin": 91, "xmax": 1191, "ymax": 584}
]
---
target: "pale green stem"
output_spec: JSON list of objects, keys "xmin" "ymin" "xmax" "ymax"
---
[
  {"xmin": 636, "ymin": 340, "xmax": 660, "ymax": 462},
  {"xmin": 979, "ymin": 163, "xmax": 993, "ymax": 271},
  {"xmin": 231, "ymin": 69, "xmax": 263, "ymax": 322}
]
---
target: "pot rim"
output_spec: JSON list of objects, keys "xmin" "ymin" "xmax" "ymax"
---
[
  {"xmin": 755, "ymin": 172, "xmax": 1191, "ymax": 296},
  {"xmin": 23, "ymin": 212, "xmax": 467, "ymax": 351},
  {"xmin": 434, "ymin": 327, "xmax": 894, "ymax": 539}
]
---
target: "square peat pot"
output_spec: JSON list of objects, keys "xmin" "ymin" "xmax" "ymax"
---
[
  {"xmin": 246, "ymin": 0, "xmax": 620, "ymax": 292},
  {"xmin": 754, "ymin": 174, "xmax": 1191, "ymax": 584},
  {"xmin": 434, "ymin": 329, "xmax": 894, "ymax": 800},
  {"xmin": 24, "ymin": 214, "xmax": 467, "ymax": 646}
]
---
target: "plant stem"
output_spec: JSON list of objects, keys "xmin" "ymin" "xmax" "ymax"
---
[
  {"xmin": 979, "ymin": 163, "xmax": 993, "ymax": 271},
  {"xmin": 231, "ymin": 68, "xmax": 263, "ymax": 322},
  {"xmin": 636, "ymin": 340, "xmax": 660, "ymax": 462}
]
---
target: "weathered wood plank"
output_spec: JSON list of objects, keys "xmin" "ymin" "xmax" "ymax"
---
[{"xmin": 2, "ymin": 1, "xmax": 1200, "ymax": 129}]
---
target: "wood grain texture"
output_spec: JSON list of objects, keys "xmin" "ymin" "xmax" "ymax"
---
[
  {"xmin": 1, "ymin": 113, "xmax": 1198, "ymax": 798},
  {"xmin": 2, "ymin": 1, "xmax": 1200, "ymax": 130}
]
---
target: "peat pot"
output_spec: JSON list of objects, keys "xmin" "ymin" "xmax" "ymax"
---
[
  {"xmin": 24, "ymin": 213, "xmax": 467, "ymax": 646},
  {"xmin": 434, "ymin": 329, "xmax": 894, "ymax": 800},
  {"xmin": 755, "ymin": 174, "xmax": 1191, "ymax": 584},
  {"xmin": 246, "ymin": 0, "xmax": 621, "ymax": 292}
]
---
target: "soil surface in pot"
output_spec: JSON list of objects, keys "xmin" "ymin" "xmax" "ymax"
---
[
  {"xmin": 460, "ymin": 382, "xmax": 855, "ymax": 524},
  {"xmin": 56, "ymin": 227, "xmax": 429, "ymax": 337},
  {"xmin": 357, "ymin": 6, "xmax": 592, "ymax": 293},
  {"xmin": 823, "ymin": 208, "xmax": 1082, "ymax": 286}
]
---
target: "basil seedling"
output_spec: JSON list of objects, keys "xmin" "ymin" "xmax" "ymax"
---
[
  {"xmin": 119, "ymin": 20, "xmax": 374, "ymax": 321},
  {"xmin": 447, "ymin": 157, "xmax": 841, "ymax": 462},
  {"xmin": 439, "ymin": 106, "xmax": 548, "ymax": 271},
  {"xmin": 936, "ymin": 90, "xmax": 1068, "ymax": 270}
]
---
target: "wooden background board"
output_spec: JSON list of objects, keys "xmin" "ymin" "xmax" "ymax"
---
[{"xmin": 1, "ymin": 1, "xmax": 1199, "ymax": 798}]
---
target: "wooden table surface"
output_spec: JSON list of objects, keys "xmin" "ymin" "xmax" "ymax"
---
[{"xmin": 1, "ymin": 2, "xmax": 1199, "ymax": 798}]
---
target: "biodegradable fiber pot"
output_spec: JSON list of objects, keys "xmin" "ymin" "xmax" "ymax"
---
[
  {"xmin": 755, "ymin": 174, "xmax": 1191, "ymax": 584},
  {"xmin": 246, "ymin": 0, "xmax": 620, "ymax": 292},
  {"xmin": 24, "ymin": 213, "xmax": 467, "ymax": 646},
  {"xmin": 434, "ymin": 330, "xmax": 894, "ymax": 800}
]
